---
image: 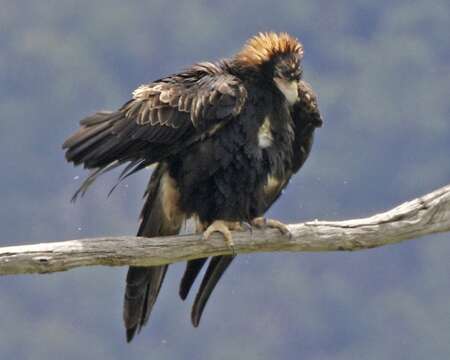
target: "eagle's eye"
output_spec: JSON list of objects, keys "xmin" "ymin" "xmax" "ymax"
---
[
  {"xmin": 285, "ymin": 67, "xmax": 302, "ymax": 82},
  {"xmin": 276, "ymin": 63, "xmax": 302, "ymax": 82}
]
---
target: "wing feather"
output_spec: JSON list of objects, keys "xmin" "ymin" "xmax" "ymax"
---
[
  {"xmin": 290, "ymin": 80, "xmax": 323, "ymax": 173},
  {"xmin": 63, "ymin": 61, "xmax": 247, "ymax": 197}
]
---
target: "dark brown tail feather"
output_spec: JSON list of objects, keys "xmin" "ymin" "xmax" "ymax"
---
[
  {"xmin": 124, "ymin": 266, "xmax": 167, "ymax": 342},
  {"xmin": 191, "ymin": 255, "xmax": 235, "ymax": 327},
  {"xmin": 124, "ymin": 164, "xmax": 183, "ymax": 342},
  {"xmin": 179, "ymin": 258, "xmax": 208, "ymax": 300}
]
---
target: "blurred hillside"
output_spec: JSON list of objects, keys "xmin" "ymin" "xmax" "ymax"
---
[{"xmin": 0, "ymin": 1, "xmax": 449, "ymax": 359}]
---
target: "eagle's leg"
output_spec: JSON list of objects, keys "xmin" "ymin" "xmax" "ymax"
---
[
  {"xmin": 251, "ymin": 217, "xmax": 291, "ymax": 237},
  {"xmin": 195, "ymin": 216, "xmax": 206, "ymax": 234}
]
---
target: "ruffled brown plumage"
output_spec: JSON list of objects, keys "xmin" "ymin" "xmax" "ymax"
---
[
  {"xmin": 63, "ymin": 31, "xmax": 322, "ymax": 342},
  {"xmin": 234, "ymin": 32, "xmax": 304, "ymax": 69}
]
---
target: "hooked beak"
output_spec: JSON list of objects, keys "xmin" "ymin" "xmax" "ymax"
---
[{"xmin": 273, "ymin": 77, "xmax": 299, "ymax": 105}]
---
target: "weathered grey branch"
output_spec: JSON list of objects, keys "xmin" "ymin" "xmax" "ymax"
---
[{"xmin": 1, "ymin": 183, "xmax": 450, "ymax": 276}]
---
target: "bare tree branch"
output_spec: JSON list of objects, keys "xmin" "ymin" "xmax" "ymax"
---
[{"xmin": 1, "ymin": 183, "xmax": 449, "ymax": 276}]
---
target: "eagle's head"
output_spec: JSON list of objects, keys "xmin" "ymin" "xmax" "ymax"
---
[{"xmin": 234, "ymin": 32, "xmax": 304, "ymax": 104}]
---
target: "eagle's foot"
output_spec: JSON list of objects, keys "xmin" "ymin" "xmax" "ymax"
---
[
  {"xmin": 251, "ymin": 217, "xmax": 291, "ymax": 237},
  {"xmin": 202, "ymin": 220, "xmax": 237, "ymax": 252},
  {"xmin": 239, "ymin": 221, "xmax": 253, "ymax": 233}
]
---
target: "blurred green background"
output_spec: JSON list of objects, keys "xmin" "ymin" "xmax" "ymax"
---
[{"xmin": 1, "ymin": 0, "xmax": 449, "ymax": 358}]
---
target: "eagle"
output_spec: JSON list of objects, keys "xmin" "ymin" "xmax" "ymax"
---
[{"xmin": 63, "ymin": 32, "xmax": 323, "ymax": 342}]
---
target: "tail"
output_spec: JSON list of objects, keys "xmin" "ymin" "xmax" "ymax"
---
[
  {"xmin": 124, "ymin": 163, "xmax": 184, "ymax": 342},
  {"xmin": 191, "ymin": 255, "xmax": 235, "ymax": 327},
  {"xmin": 179, "ymin": 255, "xmax": 235, "ymax": 327}
]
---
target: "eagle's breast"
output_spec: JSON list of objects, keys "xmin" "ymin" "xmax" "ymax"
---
[{"xmin": 257, "ymin": 115, "xmax": 274, "ymax": 148}]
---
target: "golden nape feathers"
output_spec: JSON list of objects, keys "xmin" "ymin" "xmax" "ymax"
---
[{"xmin": 235, "ymin": 32, "xmax": 303, "ymax": 69}]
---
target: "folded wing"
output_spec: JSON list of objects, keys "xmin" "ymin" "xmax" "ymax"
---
[{"xmin": 63, "ymin": 62, "xmax": 247, "ymax": 199}]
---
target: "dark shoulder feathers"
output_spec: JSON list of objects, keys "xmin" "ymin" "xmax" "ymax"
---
[{"xmin": 129, "ymin": 62, "xmax": 247, "ymax": 128}]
